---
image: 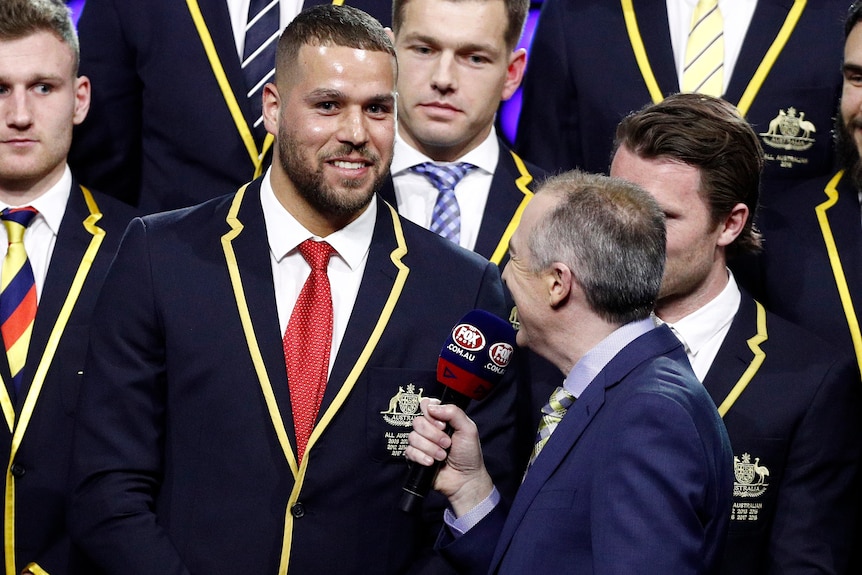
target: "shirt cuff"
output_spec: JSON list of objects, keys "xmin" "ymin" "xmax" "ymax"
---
[{"xmin": 443, "ymin": 486, "xmax": 500, "ymax": 537}]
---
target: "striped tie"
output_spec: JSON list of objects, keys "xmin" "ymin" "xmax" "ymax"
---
[
  {"xmin": 410, "ymin": 162, "xmax": 476, "ymax": 243},
  {"xmin": 682, "ymin": 0, "xmax": 724, "ymax": 97},
  {"xmin": 527, "ymin": 385, "xmax": 575, "ymax": 468},
  {"xmin": 0, "ymin": 207, "xmax": 38, "ymax": 396},
  {"xmin": 242, "ymin": 0, "xmax": 280, "ymax": 140}
]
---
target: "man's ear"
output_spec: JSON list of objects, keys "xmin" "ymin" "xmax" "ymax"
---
[
  {"xmin": 716, "ymin": 202, "xmax": 749, "ymax": 247},
  {"xmin": 262, "ymin": 82, "xmax": 280, "ymax": 137},
  {"xmin": 501, "ymin": 48, "xmax": 527, "ymax": 102},
  {"xmin": 546, "ymin": 262, "xmax": 572, "ymax": 308}
]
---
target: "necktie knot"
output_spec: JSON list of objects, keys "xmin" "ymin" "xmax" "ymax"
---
[
  {"xmin": 527, "ymin": 385, "xmax": 576, "ymax": 469},
  {"xmin": 541, "ymin": 385, "xmax": 576, "ymax": 419},
  {"xmin": 297, "ymin": 239, "xmax": 335, "ymax": 271},
  {"xmin": 410, "ymin": 162, "xmax": 475, "ymax": 242},
  {"xmin": 1, "ymin": 207, "xmax": 38, "ymax": 244},
  {"xmin": 410, "ymin": 162, "xmax": 476, "ymax": 193}
]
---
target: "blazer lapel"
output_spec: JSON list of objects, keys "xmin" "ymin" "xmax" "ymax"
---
[
  {"xmin": 473, "ymin": 145, "xmax": 535, "ymax": 264},
  {"xmin": 221, "ymin": 181, "xmax": 298, "ymax": 462},
  {"xmin": 186, "ymin": 0, "xmax": 272, "ymax": 170},
  {"xmin": 626, "ymin": 0, "xmax": 679, "ymax": 97},
  {"xmin": 724, "ymin": 0, "xmax": 795, "ymax": 104},
  {"xmin": 701, "ymin": 294, "xmax": 761, "ymax": 413}
]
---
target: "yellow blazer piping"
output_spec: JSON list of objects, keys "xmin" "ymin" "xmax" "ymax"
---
[
  {"xmin": 186, "ymin": 0, "xmax": 274, "ymax": 178},
  {"xmin": 816, "ymin": 170, "xmax": 862, "ymax": 374},
  {"xmin": 716, "ymin": 300, "xmax": 767, "ymax": 418},
  {"xmin": 3, "ymin": 186, "xmax": 106, "ymax": 575},
  {"xmin": 222, "ymin": 191, "xmax": 410, "ymax": 574},
  {"xmin": 621, "ymin": 0, "xmax": 806, "ymax": 116},
  {"xmin": 489, "ymin": 151, "xmax": 535, "ymax": 265}
]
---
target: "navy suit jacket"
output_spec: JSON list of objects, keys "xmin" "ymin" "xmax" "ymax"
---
[
  {"xmin": 740, "ymin": 169, "xmax": 862, "ymax": 377},
  {"xmin": 68, "ymin": 0, "xmax": 393, "ymax": 213},
  {"xmin": 515, "ymin": 0, "xmax": 844, "ymax": 197},
  {"xmin": 0, "ymin": 183, "xmax": 135, "ymax": 575},
  {"xmin": 704, "ymin": 291, "xmax": 861, "ymax": 575},
  {"xmin": 439, "ymin": 326, "xmax": 733, "ymax": 575},
  {"xmin": 68, "ymin": 181, "xmax": 519, "ymax": 574},
  {"xmin": 379, "ymin": 142, "xmax": 546, "ymax": 267}
]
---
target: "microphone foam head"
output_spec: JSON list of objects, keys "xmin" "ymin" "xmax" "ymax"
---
[{"xmin": 437, "ymin": 309, "xmax": 516, "ymax": 401}]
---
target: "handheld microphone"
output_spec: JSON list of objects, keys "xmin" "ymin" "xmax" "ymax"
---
[{"xmin": 399, "ymin": 309, "xmax": 516, "ymax": 513}]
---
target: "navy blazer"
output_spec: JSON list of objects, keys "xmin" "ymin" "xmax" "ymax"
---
[
  {"xmin": 704, "ymin": 291, "xmax": 861, "ymax": 574},
  {"xmin": 439, "ymin": 326, "xmax": 733, "ymax": 575},
  {"xmin": 68, "ymin": 182, "xmax": 519, "ymax": 574},
  {"xmin": 740, "ymin": 169, "xmax": 862, "ymax": 377},
  {"xmin": 379, "ymin": 142, "xmax": 546, "ymax": 266},
  {"xmin": 68, "ymin": 0, "xmax": 394, "ymax": 213},
  {"xmin": 0, "ymin": 183, "xmax": 135, "ymax": 575},
  {"xmin": 515, "ymin": 0, "xmax": 845, "ymax": 197}
]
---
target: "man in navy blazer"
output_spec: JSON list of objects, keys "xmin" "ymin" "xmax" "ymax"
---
[
  {"xmin": 380, "ymin": 0, "xmax": 543, "ymax": 268},
  {"xmin": 0, "ymin": 2, "xmax": 136, "ymax": 573},
  {"xmin": 406, "ymin": 171, "xmax": 733, "ymax": 575},
  {"xmin": 68, "ymin": 6, "xmax": 517, "ymax": 574},
  {"xmin": 611, "ymin": 93, "xmax": 862, "ymax": 575},
  {"xmin": 515, "ymin": 0, "xmax": 846, "ymax": 199},
  {"xmin": 67, "ymin": 0, "xmax": 393, "ymax": 212},
  {"xmin": 381, "ymin": 0, "xmax": 549, "ymax": 466},
  {"xmin": 746, "ymin": 2, "xmax": 862, "ymax": 381}
]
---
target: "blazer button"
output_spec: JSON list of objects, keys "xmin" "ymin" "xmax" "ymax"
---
[
  {"xmin": 290, "ymin": 503, "xmax": 305, "ymax": 519},
  {"xmin": 10, "ymin": 464, "xmax": 25, "ymax": 478}
]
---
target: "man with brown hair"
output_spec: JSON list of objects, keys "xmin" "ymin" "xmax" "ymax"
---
[
  {"xmin": 0, "ymin": 1, "xmax": 136, "ymax": 573},
  {"xmin": 611, "ymin": 92, "xmax": 862, "ymax": 575},
  {"xmin": 68, "ymin": 5, "xmax": 517, "ymax": 574}
]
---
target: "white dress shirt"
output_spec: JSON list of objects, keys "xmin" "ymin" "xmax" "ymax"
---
[
  {"xmin": 261, "ymin": 168, "xmax": 375, "ymax": 375},
  {"xmin": 390, "ymin": 128, "xmax": 500, "ymax": 252},
  {"xmin": 0, "ymin": 165, "xmax": 71, "ymax": 302},
  {"xmin": 655, "ymin": 271, "xmax": 741, "ymax": 382},
  {"xmin": 667, "ymin": 0, "xmax": 758, "ymax": 94},
  {"xmin": 226, "ymin": 0, "xmax": 303, "ymax": 57}
]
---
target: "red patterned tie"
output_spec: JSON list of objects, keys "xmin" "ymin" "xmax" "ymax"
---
[
  {"xmin": 284, "ymin": 240, "xmax": 336, "ymax": 463},
  {"xmin": 0, "ymin": 207, "xmax": 38, "ymax": 397}
]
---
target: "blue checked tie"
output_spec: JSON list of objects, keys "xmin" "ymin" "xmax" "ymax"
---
[
  {"xmin": 410, "ymin": 162, "xmax": 476, "ymax": 243},
  {"xmin": 242, "ymin": 0, "xmax": 279, "ymax": 140},
  {"xmin": 0, "ymin": 207, "xmax": 38, "ymax": 398},
  {"xmin": 527, "ymin": 385, "xmax": 576, "ymax": 468}
]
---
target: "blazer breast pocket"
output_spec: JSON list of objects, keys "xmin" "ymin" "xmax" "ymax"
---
[{"xmin": 365, "ymin": 367, "xmax": 439, "ymax": 463}]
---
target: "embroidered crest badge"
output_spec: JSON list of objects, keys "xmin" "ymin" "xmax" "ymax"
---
[
  {"xmin": 733, "ymin": 452, "xmax": 770, "ymax": 498},
  {"xmin": 759, "ymin": 107, "xmax": 816, "ymax": 152},
  {"xmin": 381, "ymin": 383, "xmax": 424, "ymax": 427}
]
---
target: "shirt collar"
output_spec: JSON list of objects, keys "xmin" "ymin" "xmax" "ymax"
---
[
  {"xmin": 1, "ymin": 164, "xmax": 72, "ymax": 237},
  {"xmin": 656, "ymin": 271, "xmax": 740, "ymax": 356},
  {"xmin": 260, "ymin": 167, "xmax": 377, "ymax": 271},
  {"xmin": 563, "ymin": 317, "xmax": 656, "ymax": 399},
  {"xmin": 390, "ymin": 126, "xmax": 500, "ymax": 176}
]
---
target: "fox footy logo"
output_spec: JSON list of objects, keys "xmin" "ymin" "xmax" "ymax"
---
[
  {"xmin": 452, "ymin": 324, "xmax": 486, "ymax": 351},
  {"xmin": 488, "ymin": 342, "xmax": 513, "ymax": 368}
]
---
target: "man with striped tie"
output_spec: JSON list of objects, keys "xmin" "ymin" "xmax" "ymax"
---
[
  {"xmin": 68, "ymin": 0, "xmax": 394, "ymax": 213},
  {"xmin": 406, "ymin": 171, "xmax": 733, "ymax": 575},
  {"xmin": 0, "ymin": 1, "xmax": 136, "ymax": 573}
]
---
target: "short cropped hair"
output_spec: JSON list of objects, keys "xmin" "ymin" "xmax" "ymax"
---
[
  {"xmin": 391, "ymin": 0, "xmax": 530, "ymax": 51},
  {"xmin": 529, "ymin": 171, "xmax": 666, "ymax": 325},
  {"xmin": 614, "ymin": 93, "xmax": 763, "ymax": 258},
  {"xmin": 0, "ymin": 0, "xmax": 79, "ymax": 71},
  {"xmin": 275, "ymin": 4, "xmax": 395, "ymax": 85}
]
